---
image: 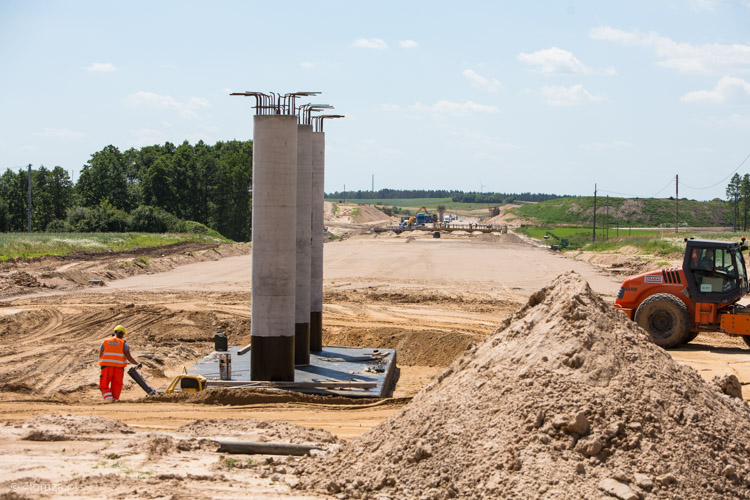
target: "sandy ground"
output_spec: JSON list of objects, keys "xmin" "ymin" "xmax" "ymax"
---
[{"xmin": 1, "ymin": 224, "xmax": 750, "ymax": 497}]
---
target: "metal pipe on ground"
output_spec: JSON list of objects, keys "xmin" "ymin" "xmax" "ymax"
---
[
  {"xmin": 250, "ymin": 114, "xmax": 298, "ymax": 381},
  {"xmin": 214, "ymin": 439, "xmax": 321, "ymax": 456},
  {"xmin": 295, "ymin": 124, "xmax": 313, "ymax": 364}
]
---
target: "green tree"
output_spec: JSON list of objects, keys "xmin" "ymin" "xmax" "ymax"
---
[
  {"xmin": 141, "ymin": 156, "xmax": 177, "ymax": 213},
  {"xmin": 741, "ymin": 174, "xmax": 750, "ymax": 231},
  {"xmin": 31, "ymin": 165, "xmax": 55, "ymax": 230},
  {"xmin": 77, "ymin": 145, "xmax": 130, "ymax": 210},
  {"xmin": 727, "ymin": 173, "xmax": 742, "ymax": 231},
  {"xmin": 48, "ymin": 166, "xmax": 75, "ymax": 221},
  {"xmin": 0, "ymin": 168, "xmax": 29, "ymax": 231}
]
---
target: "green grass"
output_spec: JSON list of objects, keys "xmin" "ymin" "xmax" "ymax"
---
[
  {"xmin": 0, "ymin": 232, "xmax": 230, "ymax": 260},
  {"xmin": 325, "ymin": 197, "xmax": 501, "ymax": 214},
  {"xmin": 351, "ymin": 207, "xmax": 361, "ymax": 217},
  {"xmin": 519, "ymin": 224, "xmax": 745, "ymax": 254},
  {"xmin": 513, "ymin": 196, "xmax": 730, "ymax": 228}
]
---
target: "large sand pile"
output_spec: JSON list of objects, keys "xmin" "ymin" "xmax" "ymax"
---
[{"xmin": 296, "ymin": 272, "xmax": 750, "ymax": 499}]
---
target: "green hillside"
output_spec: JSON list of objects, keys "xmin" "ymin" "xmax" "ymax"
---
[{"xmin": 513, "ymin": 197, "xmax": 731, "ymax": 228}]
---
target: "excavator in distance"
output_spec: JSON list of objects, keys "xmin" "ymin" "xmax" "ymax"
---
[{"xmin": 614, "ymin": 237, "xmax": 750, "ymax": 348}]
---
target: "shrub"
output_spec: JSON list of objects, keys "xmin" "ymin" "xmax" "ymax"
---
[
  {"xmin": 129, "ymin": 205, "xmax": 180, "ymax": 233},
  {"xmin": 66, "ymin": 200, "xmax": 130, "ymax": 232},
  {"xmin": 45, "ymin": 219, "xmax": 71, "ymax": 232}
]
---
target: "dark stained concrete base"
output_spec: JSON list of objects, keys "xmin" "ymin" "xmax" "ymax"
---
[
  {"xmin": 250, "ymin": 335, "xmax": 294, "ymax": 381},
  {"xmin": 294, "ymin": 322, "xmax": 310, "ymax": 365},
  {"xmin": 187, "ymin": 345, "xmax": 397, "ymax": 398},
  {"xmin": 310, "ymin": 311, "xmax": 322, "ymax": 352}
]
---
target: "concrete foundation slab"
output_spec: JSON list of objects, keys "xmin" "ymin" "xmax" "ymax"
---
[{"xmin": 187, "ymin": 346, "xmax": 397, "ymax": 398}]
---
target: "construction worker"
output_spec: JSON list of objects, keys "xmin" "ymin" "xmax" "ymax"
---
[{"xmin": 99, "ymin": 325, "xmax": 141, "ymax": 402}]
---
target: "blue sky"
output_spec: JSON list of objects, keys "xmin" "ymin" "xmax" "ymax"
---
[{"xmin": 1, "ymin": 0, "xmax": 749, "ymax": 200}]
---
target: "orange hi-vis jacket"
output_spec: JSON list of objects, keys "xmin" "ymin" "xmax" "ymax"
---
[{"xmin": 99, "ymin": 338, "xmax": 127, "ymax": 368}]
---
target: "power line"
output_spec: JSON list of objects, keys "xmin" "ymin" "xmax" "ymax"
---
[
  {"xmin": 681, "ymin": 152, "xmax": 750, "ymax": 190},
  {"xmin": 599, "ymin": 176, "xmax": 675, "ymax": 200},
  {"xmin": 649, "ymin": 177, "xmax": 676, "ymax": 199}
]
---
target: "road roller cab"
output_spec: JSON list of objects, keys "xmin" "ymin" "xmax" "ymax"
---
[{"xmin": 614, "ymin": 238, "xmax": 749, "ymax": 348}]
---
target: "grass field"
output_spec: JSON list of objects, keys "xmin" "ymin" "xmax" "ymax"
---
[
  {"xmin": 518, "ymin": 225, "xmax": 746, "ymax": 254},
  {"xmin": 325, "ymin": 197, "xmax": 500, "ymax": 213},
  {"xmin": 0, "ymin": 232, "xmax": 229, "ymax": 260}
]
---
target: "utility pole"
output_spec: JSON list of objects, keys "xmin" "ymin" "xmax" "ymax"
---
[
  {"xmin": 27, "ymin": 164, "xmax": 32, "ymax": 233},
  {"xmin": 592, "ymin": 184, "xmax": 597, "ymax": 243},
  {"xmin": 675, "ymin": 174, "xmax": 678, "ymax": 233},
  {"xmin": 343, "ymin": 184, "xmax": 346, "ymax": 204},
  {"xmin": 606, "ymin": 194, "xmax": 609, "ymax": 241},
  {"xmin": 371, "ymin": 174, "xmax": 374, "ymax": 193},
  {"xmin": 735, "ymin": 191, "xmax": 738, "ymax": 233}
]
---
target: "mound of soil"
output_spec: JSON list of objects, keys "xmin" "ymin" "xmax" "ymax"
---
[
  {"xmin": 325, "ymin": 326, "xmax": 481, "ymax": 367},
  {"xmin": 296, "ymin": 272, "xmax": 750, "ymax": 499},
  {"xmin": 0, "ymin": 243, "xmax": 250, "ymax": 300},
  {"xmin": 177, "ymin": 418, "xmax": 341, "ymax": 445},
  {"xmin": 22, "ymin": 414, "xmax": 133, "ymax": 436}
]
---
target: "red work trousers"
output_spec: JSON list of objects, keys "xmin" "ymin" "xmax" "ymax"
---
[{"xmin": 100, "ymin": 366, "xmax": 125, "ymax": 401}]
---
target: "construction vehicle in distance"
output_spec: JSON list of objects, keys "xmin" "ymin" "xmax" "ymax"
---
[
  {"xmin": 416, "ymin": 212, "xmax": 434, "ymax": 226},
  {"xmin": 415, "ymin": 205, "xmax": 435, "ymax": 226},
  {"xmin": 400, "ymin": 215, "xmax": 416, "ymax": 229},
  {"xmin": 614, "ymin": 238, "xmax": 750, "ymax": 348},
  {"xmin": 543, "ymin": 231, "xmax": 569, "ymax": 251}
]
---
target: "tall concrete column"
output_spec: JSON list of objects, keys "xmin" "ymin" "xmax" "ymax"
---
[
  {"xmin": 251, "ymin": 114, "xmax": 297, "ymax": 381},
  {"xmin": 310, "ymin": 131, "xmax": 325, "ymax": 351},
  {"xmin": 294, "ymin": 124, "xmax": 313, "ymax": 364}
]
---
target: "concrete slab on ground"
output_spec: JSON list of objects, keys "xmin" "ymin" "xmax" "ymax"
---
[{"xmin": 187, "ymin": 346, "xmax": 397, "ymax": 398}]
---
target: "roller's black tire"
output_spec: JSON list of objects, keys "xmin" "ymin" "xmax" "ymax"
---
[
  {"xmin": 634, "ymin": 293, "xmax": 690, "ymax": 348},
  {"xmin": 742, "ymin": 336, "xmax": 750, "ymax": 349}
]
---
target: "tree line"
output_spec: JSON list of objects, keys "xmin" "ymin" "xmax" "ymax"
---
[
  {"xmin": 725, "ymin": 173, "xmax": 750, "ymax": 231},
  {"xmin": 0, "ymin": 140, "xmax": 253, "ymax": 241},
  {"xmin": 326, "ymin": 189, "xmax": 566, "ymax": 204}
]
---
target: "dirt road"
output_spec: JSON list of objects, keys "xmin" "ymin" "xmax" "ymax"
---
[{"xmin": 2, "ymin": 230, "xmax": 750, "ymax": 497}]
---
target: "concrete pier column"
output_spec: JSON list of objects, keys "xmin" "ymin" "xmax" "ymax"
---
[
  {"xmin": 251, "ymin": 115, "xmax": 297, "ymax": 381},
  {"xmin": 310, "ymin": 131, "xmax": 325, "ymax": 351},
  {"xmin": 294, "ymin": 124, "xmax": 313, "ymax": 364}
]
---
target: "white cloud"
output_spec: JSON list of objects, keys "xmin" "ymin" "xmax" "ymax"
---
[
  {"xmin": 590, "ymin": 26, "xmax": 750, "ymax": 75},
  {"xmin": 353, "ymin": 38, "xmax": 388, "ymax": 49},
  {"xmin": 540, "ymin": 84, "xmax": 606, "ymax": 106},
  {"xmin": 462, "ymin": 69, "xmax": 503, "ymax": 92},
  {"xmin": 84, "ymin": 62, "xmax": 118, "ymax": 72},
  {"xmin": 408, "ymin": 100, "xmax": 500, "ymax": 115},
  {"xmin": 579, "ymin": 140, "xmax": 634, "ymax": 152},
  {"xmin": 399, "ymin": 39, "xmax": 418, "ymax": 48},
  {"xmin": 300, "ymin": 61, "xmax": 315, "ymax": 68},
  {"xmin": 125, "ymin": 91, "xmax": 210, "ymax": 118},
  {"xmin": 33, "ymin": 128, "xmax": 90, "ymax": 140},
  {"xmin": 681, "ymin": 76, "xmax": 750, "ymax": 103},
  {"xmin": 518, "ymin": 47, "xmax": 595, "ymax": 74}
]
